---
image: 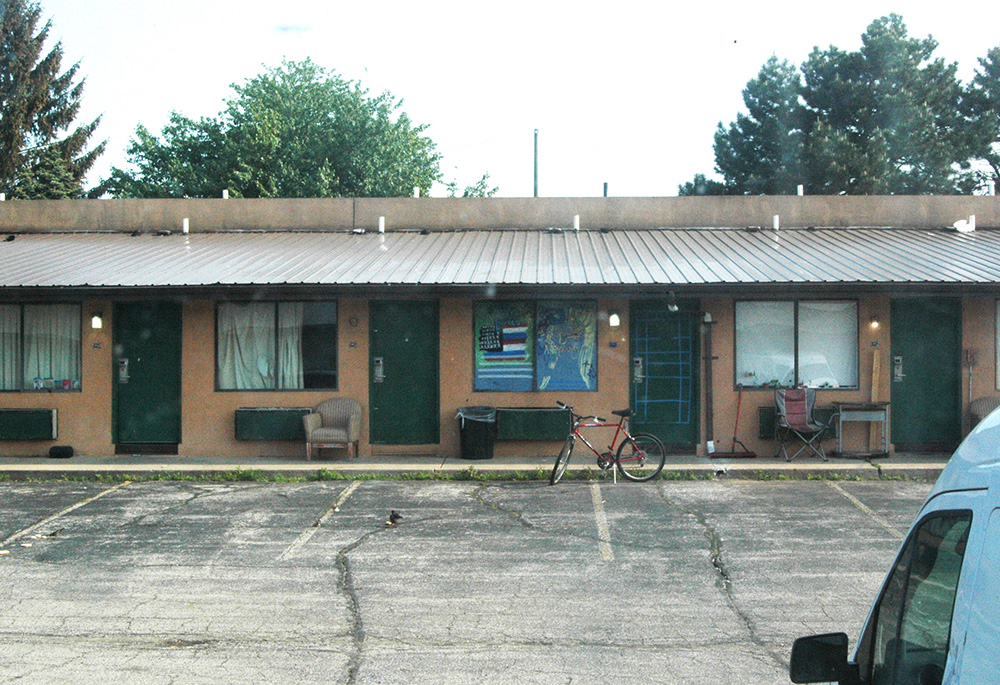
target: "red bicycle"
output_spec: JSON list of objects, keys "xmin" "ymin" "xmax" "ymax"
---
[{"xmin": 550, "ymin": 401, "xmax": 666, "ymax": 485}]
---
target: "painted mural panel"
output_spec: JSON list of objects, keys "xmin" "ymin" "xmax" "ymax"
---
[
  {"xmin": 474, "ymin": 301, "xmax": 534, "ymax": 391},
  {"xmin": 536, "ymin": 301, "xmax": 597, "ymax": 391}
]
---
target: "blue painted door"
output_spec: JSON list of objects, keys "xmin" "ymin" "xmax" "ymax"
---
[{"xmin": 630, "ymin": 300, "xmax": 699, "ymax": 450}]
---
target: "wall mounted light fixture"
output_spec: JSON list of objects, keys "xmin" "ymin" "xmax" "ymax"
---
[
  {"xmin": 870, "ymin": 314, "xmax": 880, "ymax": 330},
  {"xmin": 91, "ymin": 312, "xmax": 104, "ymax": 329},
  {"xmin": 667, "ymin": 291, "xmax": 679, "ymax": 313},
  {"xmin": 608, "ymin": 312, "xmax": 621, "ymax": 327}
]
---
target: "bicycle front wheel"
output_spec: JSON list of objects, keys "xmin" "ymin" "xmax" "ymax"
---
[
  {"xmin": 550, "ymin": 436, "xmax": 575, "ymax": 485},
  {"xmin": 616, "ymin": 433, "xmax": 665, "ymax": 482}
]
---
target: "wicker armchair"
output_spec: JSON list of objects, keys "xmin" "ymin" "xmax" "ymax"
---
[
  {"xmin": 303, "ymin": 398, "xmax": 362, "ymax": 459},
  {"xmin": 970, "ymin": 396, "xmax": 1000, "ymax": 431}
]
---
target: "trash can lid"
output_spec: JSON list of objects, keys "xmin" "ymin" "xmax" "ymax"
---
[{"xmin": 456, "ymin": 406, "xmax": 496, "ymax": 422}]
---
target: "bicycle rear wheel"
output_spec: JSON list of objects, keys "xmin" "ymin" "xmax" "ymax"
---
[
  {"xmin": 616, "ymin": 433, "xmax": 665, "ymax": 482},
  {"xmin": 550, "ymin": 436, "xmax": 575, "ymax": 485}
]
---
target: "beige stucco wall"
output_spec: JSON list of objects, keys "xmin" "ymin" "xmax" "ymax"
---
[
  {"xmin": 3, "ymin": 195, "xmax": 1000, "ymax": 233},
  {"xmin": 2, "ymin": 293, "xmax": 997, "ymax": 460},
  {"xmin": 702, "ymin": 295, "xmax": 893, "ymax": 458},
  {"xmin": 436, "ymin": 297, "xmax": 630, "ymax": 460}
]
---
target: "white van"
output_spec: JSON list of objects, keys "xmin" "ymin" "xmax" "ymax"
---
[{"xmin": 789, "ymin": 407, "xmax": 1000, "ymax": 684}]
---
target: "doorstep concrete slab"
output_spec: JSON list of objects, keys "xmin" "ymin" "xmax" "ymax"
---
[{"xmin": 0, "ymin": 451, "xmax": 951, "ymax": 481}]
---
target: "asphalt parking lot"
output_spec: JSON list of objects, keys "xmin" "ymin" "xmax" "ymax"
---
[{"xmin": 0, "ymin": 478, "xmax": 932, "ymax": 684}]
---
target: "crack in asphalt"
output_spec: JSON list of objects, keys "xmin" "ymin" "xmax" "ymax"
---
[
  {"xmin": 656, "ymin": 482, "xmax": 790, "ymax": 671},
  {"xmin": 123, "ymin": 483, "xmax": 232, "ymax": 527},
  {"xmin": 468, "ymin": 483, "xmax": 539, "ymax": 530}
]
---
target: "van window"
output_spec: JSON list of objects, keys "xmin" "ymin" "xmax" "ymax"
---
[{"xmin": 862, "ymin": 511, "xmax": 971, "ymax": 685}]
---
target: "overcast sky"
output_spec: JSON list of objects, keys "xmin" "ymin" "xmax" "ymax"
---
[{"xmin": 40, "ymin": 0, "xmax": 1000, "ymax": 197}]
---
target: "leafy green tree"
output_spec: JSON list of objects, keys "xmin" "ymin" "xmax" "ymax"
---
[
  {"xmin": 963, "ymin": 47, "xmax": 1000, "ymax": 192},
  {"xmin": 101, "ymin": 59, "xmax": 444, "ymax": 198},
  {"xmin": 444, "ymin": 173, "xmax": 498, "ymax": 197},
  {"xmin": 0, "ymin": 0, "xmax": 103, "ymax": 198},
  {"xmin": 800, "ymin": 15, "xmax": 967, "ymax": 194},
  {"xmin": 713, "ymin": 56, "xmax": 805, "ymax": 195}
]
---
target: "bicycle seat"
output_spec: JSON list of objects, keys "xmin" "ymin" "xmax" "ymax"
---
[{"xmin": 612, "ymin": 409, "xmax": 632, "ymax": 418}]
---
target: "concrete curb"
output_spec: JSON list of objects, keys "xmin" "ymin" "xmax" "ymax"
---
[{"xmin": 0, "ymin": 454, "xmax": 948, "ymax": 481}]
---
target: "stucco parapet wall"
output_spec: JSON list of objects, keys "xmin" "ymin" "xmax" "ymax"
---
[{"xmin": 0, "ymin": 195, "xmax": 998, "ymax": 233}]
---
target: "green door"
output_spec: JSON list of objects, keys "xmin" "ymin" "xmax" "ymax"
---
[
  {"xmin": 369, "ymin": 301, "xmax": 439, "ymax": 445},
  {"xmin": 630, "ymin": 300, "xmax": 700, "ymax": 450},
  {"xmin": 113, "ymin": 302, "xmax": 182, "ymax": 451},
  {"xmin": 890, "ymin": 298, "xmax": 962, "ymax": 451}
]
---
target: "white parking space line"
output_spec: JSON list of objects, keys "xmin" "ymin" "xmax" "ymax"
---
[
  {"xmin": 590, "ymin": 482, "xmax": 615, "ymax": 561},
  {"xmin": 277, "ymin": 481, "xmax": 361, "ymax": 561},
  {"xmin": 0, "ymin": 481, "xmax": 131, "ymax": 547},
  {"xmin": 827, "ymin": 482, "xmax": 905, "ymax": 541}
]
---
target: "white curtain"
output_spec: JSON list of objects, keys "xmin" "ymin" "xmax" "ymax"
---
[
  {"xmin": 799, "ymin": 301, "xmax": 858, "ymax": 388},
  {"xmin": 735, "ymin": 301, "xmax": 794, "ymax": 386},
  {"xmin": 22, "ymin": 304, "xmax": 81, "ymax": 389},
  {"xmin": 277, "ymin": 302, "xmax": 304, "ymax": 389},
  {"xmin": 0, "ymin": 305, "xmax": 20, "ymax": 390},
  {"xmin": 217, "ymin": 303, "xmax": 276, "ymax": 389}
]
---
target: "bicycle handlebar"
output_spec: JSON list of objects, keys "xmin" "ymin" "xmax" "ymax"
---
[{"xmin": 557, "ymin": 402, "xmax": 607, "ymax": 424}]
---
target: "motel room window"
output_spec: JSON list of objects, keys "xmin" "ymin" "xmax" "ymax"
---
[
  {"xmin": 735, "ymin": 300, "xmax": 858, "ymax": 388},
  {"xmin": 216, "ymin": 301, "xmax": 338, "ymax": 390},
  {"xmin": 0, "ymin": 303, "xmax": 82, "ymax": 391},
  {"xmin": 474, "ymin": 300, "xmax": 597, "ymax": 391}
]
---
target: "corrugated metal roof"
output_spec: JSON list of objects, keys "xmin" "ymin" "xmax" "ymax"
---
[{"xmin": 1, "ymin": 227, "xmax": 998, "ymax": 290}]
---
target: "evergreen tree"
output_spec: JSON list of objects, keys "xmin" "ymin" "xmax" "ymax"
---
[
  {"xmin": 0, "ymin": 0, "xmax": 103, "ymax": 198},
  {"xmin": 713, "ymin": 56, "xmax": 805, "ymax": 195},
  {"xmin": 800, "ymin": 14, "xmax": 967, "ymax": 194},
  {"xmin": 963, "ymin": 47, "xmax": 1000, "ymax": 192}
]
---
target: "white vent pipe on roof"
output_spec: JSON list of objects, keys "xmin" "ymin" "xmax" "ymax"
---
[
  {"xmin": 573, "ymin": 215, "xmax": 580, "ymax": 231},
  {"xmin": 378, "ymin": 216, "xmax": 385, "ymax": 234},
  {"xmin": 797, "ymin": 184, "xmax": 804, "ymax": 196},
  {"xmin": 222, "ymin": 189, "xmax": 229, "ymax": 199},
  {"xmin": 182, "ymin": 217, "xmax": 190, "ymax": 234},
  {"xmin": 773, "ymin": 215, "xmax": 780, "ymax": 230}
]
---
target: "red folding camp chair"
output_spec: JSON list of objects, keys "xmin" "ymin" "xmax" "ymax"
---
[{"xmin": 774, "ymin": 388, "xmax": 835, "ymax": 461}]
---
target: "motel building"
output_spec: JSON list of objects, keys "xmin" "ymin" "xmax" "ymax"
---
[{"xmin": 1, "ymin": 195, "xmax": 999, "ymax": 462}]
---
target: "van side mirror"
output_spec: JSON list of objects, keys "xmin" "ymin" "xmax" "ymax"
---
[{"xmin": 789, "ymin": 632, "xmax": 850, "ymax": 683}]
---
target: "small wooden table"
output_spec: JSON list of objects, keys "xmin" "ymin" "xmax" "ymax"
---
[{"xmin": 833, "ymin": 401, "xmax": 890, "ymax": 457}]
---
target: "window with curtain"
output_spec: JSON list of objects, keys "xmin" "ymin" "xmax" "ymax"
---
[
  {"xmin": 0, "ymin": 303, "xmax": 81, "ymax": 391},
  {"xmin": 216, "ymin": 301, "xmax": 337, "ymax": 390},
  {"xmin": 735, "ymin": 300, "xmax": 857, "ymax": 388}
]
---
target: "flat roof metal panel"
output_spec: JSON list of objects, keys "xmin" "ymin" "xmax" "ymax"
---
[
  {"xmin": 608, "ymin": 231, "xmax": 675, "ymax": 283},
  {"xmin": 762, "ymin": 230, "xmax": 865, "ymax": 282},
  {"xmin": 789, "ymin": 230, "xmax": 900, "ymax": 282},
  {"xmin": 656, "ymin": 230, "xmax": 752, "ymax": 283},
  {"xmin": 693, "ymin": 230, "xmax": 782, "ymax": 283},
  {"xmin": 832, "ymin": 229, "xmax": 961, "ymax": 282},
  {"xmin": 6, "ymin": 227, "xmax": 1000, "ymax": 290}
]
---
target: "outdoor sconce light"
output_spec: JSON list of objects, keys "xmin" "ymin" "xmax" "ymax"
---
[
  {"xmin": 608, "ymin": 312, "xmax": 621, "ymax": 327},
  {"xmin": 91, "ymin": 312, "xmax": 104, "ymax": 329},
  {"xmin": 870, "ymin": 314, "xmax": 880, "ymax": 330},
  {"xmin": 667, "ymin": 291, "xmax": 679, "ymax": 313}
]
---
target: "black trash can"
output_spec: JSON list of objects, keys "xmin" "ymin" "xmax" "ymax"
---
[{"xmin": 456, "ymin": 406, "xmax": 497, "ymax": 460}]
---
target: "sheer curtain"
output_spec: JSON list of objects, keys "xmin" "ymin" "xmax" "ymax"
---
[
  {"xmin": 0, "ymin": 305, "xmax": 20, "ymax": 389},
  {"xmin": 217, "ymin": 303, "xmax": 276, "ymax": 389},
  {"xmin": 277, "ymin": 302, "xmax": 304, "ymax": 389},
  {"xmin": 735, "ymin": 301, "xmax": 794, "ymax": 386},
  {"xmin": 799, "ymin": 301, "xmax": 858, "ymax": 388},
  {"xmin": 22, "ymin": 304, "xmax": 80, "ymax": 389}
]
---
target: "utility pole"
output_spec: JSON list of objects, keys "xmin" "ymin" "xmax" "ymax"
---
[{"xmin": 533, "ymin": 129, "xmax": 539, "ymax": 197}]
